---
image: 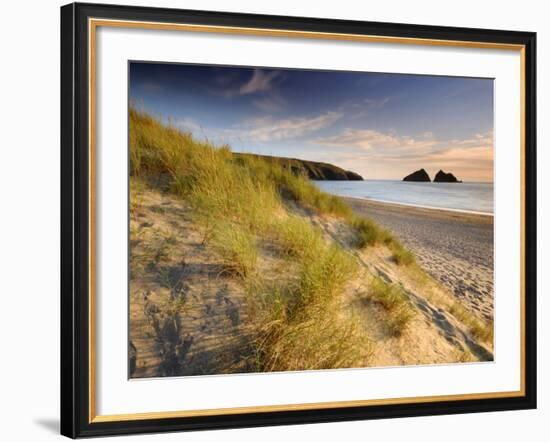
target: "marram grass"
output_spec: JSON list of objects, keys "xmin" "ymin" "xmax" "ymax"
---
[{"xmin": 130, "ymin": 107, "xmax": 418, "ymax": 370}]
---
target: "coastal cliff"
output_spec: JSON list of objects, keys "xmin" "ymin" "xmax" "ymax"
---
[{"xmin": 235, "ymin": 153, "xmax": 364, "ymax": 181}]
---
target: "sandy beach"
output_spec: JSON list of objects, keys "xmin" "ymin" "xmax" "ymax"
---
[{"xmin": 343, "ymin": 197, "xmax": 494, "ymax": 322}]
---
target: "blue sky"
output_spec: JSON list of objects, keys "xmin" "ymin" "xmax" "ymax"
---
[{"xmin": 130, "ymin": 62, "xmax": 494, "ymax": 182}]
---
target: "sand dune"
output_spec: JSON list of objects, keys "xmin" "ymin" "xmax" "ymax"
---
[{"xmin": 129, "ymin": 186, "xmax": 493, "ymax": 378}]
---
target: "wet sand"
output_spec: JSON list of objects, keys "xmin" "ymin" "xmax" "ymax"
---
[{"xmin": 343, "ymin": 197, "xmax": 494, "ymax": 321}]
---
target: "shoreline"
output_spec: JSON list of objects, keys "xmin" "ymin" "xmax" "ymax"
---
[
  {"xmin": 341, "ymin": 196, "xmax": 493, "ymax": 217},
  {"xmin": 342, "ymin": 196, "xmax": 494, "ymax": 321},
  {"xmin": 342, "ymin": 196, "xmax": 494, "ymax": 225}
]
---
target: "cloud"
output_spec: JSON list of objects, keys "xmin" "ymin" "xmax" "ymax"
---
[
  {"xmin": 252, "ymin": 94, "xmax": 287, "ymax": 112},
  {"xmin": 312, "ymin": 128, "xmax": 494, "ymax": 181},
  {"xmin": 238, "ymin": 112, "xmax": 342, "ymax": 142},
  {"xmin": 315, "ymin": 128, "xmax": 437, "ymax": 151},
  {"xmin": 421, "ymin": 145, "xmax": 494, "ymax": 165},
  {"xmin": 393, "ymin": 145, "xmax": 493, "ymax": 182},
  {"xmin": 450, "ymin": 131, "xmax": 494, "ymax": 147},
  {"xmin": 334, "ymin": 96, "xmax": 391, "ymax": 120},
  {"xmin": 215, "ymin": 69, "xmax": 285, "ymax": 98},
  {"xmin": 217, "ymin": 111, "xmax": 342, "ymax": 143},
  {"xmin": 239, "ymin": 69, "xmax": 282, "ymax": 95},
  {"xmin": 362, "ymin": 97, "xmax": 390, "ymax": 108},
  {"xmin": 177, "ymin": 110, "xmax": 342, "ymax": 146}
]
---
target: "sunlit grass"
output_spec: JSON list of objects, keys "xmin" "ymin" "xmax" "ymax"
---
[
  {"xmin": 271, "ymin": 215, "xmax": 324, "ymax": 259},
  {"xmin": 367, "ymin": 277, "xmax": 415, "ymax": 336},
  {"xmin": 449, "ymin": 303, "xmax": 494, "ymax": 343},
  {"xmin": 389, "ymin": 241, "xmax": 416, "ymax": 266},
  {"xmin": 210, "ymin": 223, "xmax": 258, "ymax": 279},
  {"xmin": 129, "ymin": 107, "xmax": 421, "ymax": 370},
  {"xmin": 351, "ymin": 216, "xmax": 416, "ymax": 266},
  {"xmin": 351, "ymin": 217, "xmax": 393, "ymax": 248}
]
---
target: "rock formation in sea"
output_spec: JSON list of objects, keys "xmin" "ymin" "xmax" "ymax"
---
[
  {"xmin": 403, "ymin": 168, "xmax": 431, "ymax": 182},
  {"xmin": 433, "ymin": 170, "xmax": 462, "ymax": 183}
]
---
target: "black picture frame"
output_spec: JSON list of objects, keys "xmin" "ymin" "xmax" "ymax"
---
[{"xmin": 61, "ymin": 2, "xmax": 537, "ymax": 438}]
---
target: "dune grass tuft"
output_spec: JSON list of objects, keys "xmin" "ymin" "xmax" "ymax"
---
[
  {"xmin": 350, "ymin": 216, "xmax": 416, "ymax": 266},
  {"xmin": 449, "ymin": 303, "xmax": 494, "ymax": 343},
  {"xmin": 271, "ymin": 216, "xmax": 324, "ymax": 259},
  {"xmin": 389, "ymin": 241, "xmax": 416, "ymax": 266},
  {"xmin": 210, "ymin": 223, "xmax": 258, "ymax": 279},
  {"xmin": 351, "ymin": 217, "xmax": 393, "ymax": 248},
  {"xmin": 295, "ymin": 244, "xmax": 358, "ymax": 310},
  {"xmin": 368, "ymin": 277, "xmax": 415, "ymax": 336},
  {"xmin": 245, "ymin": 218, "xmax": 365, "ymax": 371},
  {"xmin": 248, "ymin": 279, "xmax": 372, "ymax": 372},
  {"xmin": 229, "ymin": 147, "xmax": 353, "ymax": 218}
]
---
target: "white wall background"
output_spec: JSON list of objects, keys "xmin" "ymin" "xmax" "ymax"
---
[{"xmin": 0, "ymin": 0, "xmax": 546, "ymax": 440}]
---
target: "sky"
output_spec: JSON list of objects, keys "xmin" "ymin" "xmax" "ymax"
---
[{"xmin": 130, "ymin": 62, "xmax": 494, "ymax": 182}]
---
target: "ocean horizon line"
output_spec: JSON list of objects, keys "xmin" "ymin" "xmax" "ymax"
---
[{"xmin": 313, "ymin": 178, "xmax": 495, "ymax": 185}]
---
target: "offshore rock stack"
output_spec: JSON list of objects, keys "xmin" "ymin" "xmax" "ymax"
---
[
  {"xmin": 403, "ymin": 168, "xmax": 431, "ymax": 182},
  {"xmin": 433, "ymin": 170, "xmax": 462, "ymax": 183},
  {"xmin": 402, "ymin": 169, "xmax": 462, "ymax": 183}
]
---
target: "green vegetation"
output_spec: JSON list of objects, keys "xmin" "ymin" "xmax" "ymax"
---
[
  {"xmin": 246, "ymin": 237, "xmax": 369, "ymax": 371},
  {"xmin": 454, "ymin": 348, "xmax": 476, "ymax": 363},
  {"xmin": 295, "ymin": 243, "xmax": 358, "ymax": 309},
  {"xmin": 271, "ymin": 216, "xmax": 324, "ymax": 259},
  {"xmin": 368, "ymin": 277, "xmax": 415, "ymax": 336},
  {"xmin": 233, "ymin": 152, "xmax": 355, "ymax": 218},
  {"xmin": 449, "ymin": 303, "xmax": 494, "ymax": 343},
  {"xmin": 279, "ymin": 175, "xmax": 354, "ymax": 217},
  {"xmin": 210, "ymin": 223, "xmax": 258, "ymax": 279},
  {"xmin": 389, "ymin": 240, "xmax": 416, "ymax": 266},
  {"xmin": 130, "ymin": 107, "xmax": 421, "ymax": 370},
  {"xmin": 251, "ymin": 296, "xmax": 372, "ymax": 372},
  {"xmin": 352, "ymin": 217, "xmax": 393, "ymax": 248},
  {"xmin": 235, "ymin": 152, "xmax": 363, "ymax": 181},
  {"xmin": 351, "ymin": 216, "xmax": 415, "ymax": 266}
]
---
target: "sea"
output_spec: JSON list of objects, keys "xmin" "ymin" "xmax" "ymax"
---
[{"xmin": 314, "ymin": 180, "xmax": 494, "ymax": 215}]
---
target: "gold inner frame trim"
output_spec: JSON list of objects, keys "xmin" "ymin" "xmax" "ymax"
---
[{"xmin": 88, "ymin": 17, "xmax": 527, "ymax": 424}]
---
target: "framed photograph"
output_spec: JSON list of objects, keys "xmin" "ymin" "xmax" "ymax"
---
[{"xmin": 60, "ymin": 2, "xmax": 536, "ymax": 438}]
